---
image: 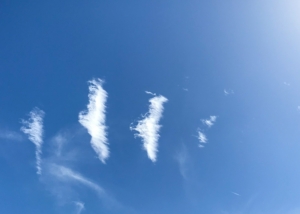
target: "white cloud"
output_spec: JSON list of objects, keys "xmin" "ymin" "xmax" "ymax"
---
[
  {"xmin": 50, "ymin": 164, "xmax": 105, "ymax": 195},
  {"xmin": 175, "ymin": 145, "xmax": 189, "ymax": 180},
  {"xmin": 224, "ymin": 89, "xmax": 234, "ymax": 95},
  {"xmin": 74, "ymin": 202, "xmax": 85, "ymax": 214},
  {"xmin": 0, "ymin": 130, "xmax": 23, "ymax": 141},
  {"xmin": 198, "ymin": 131, "xmax": 207, "ymax": 145},
  {"xmin": 46, "ymin": 163, "xmax": 126, "ymax": 210},
  {"xmin": 20, "ymin": 108, "xmax": 45, "ymax": 174},
  {"xmin": 79, "ymin": 78, "xmax": 109, "ymax": 163},
  {"xmin": 231, "ymin": 192, "xmax": 240, "ymax": 196},
  {"xmin": 74, "ymin": 201, "xmax": 85, "ymax": 214},
  {"xmin": 130, "ymin": 93, "xmax": 168, "ymax": 162},
  {"xmin": 201, "ymin": 116, "xmax": 217, "ymax": 128},
  {"xmin": 145, "ymin": 91, "xmax": 156, "ymax": 96}
]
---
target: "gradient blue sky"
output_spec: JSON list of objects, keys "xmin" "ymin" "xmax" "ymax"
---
[{"xmin": 1, "ymin": 0, "xmax": 300, "ymax": 213}]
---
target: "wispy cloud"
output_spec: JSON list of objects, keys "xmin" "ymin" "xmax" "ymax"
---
[
  {"xmin": 49, "ymin": 164, "xmax": 105, "ymax": 195},
  {"xmin": 45, "ymin": 163, "xmax": 128, "ymax": 212},
  {"xmin": 145, "ymin": 91, "xmax": 157, "ymax": 96},
  {"xmin": 0, "ymin": 130, "xmax": 23, "ymax": 141},
  {"xmin": 175, "ymin": 144, "xmax": 189, "ymax": 180},
  {"xmin": 197, "ymin": 131, "xmax": 207, "ymax": 147},
  {"xmin": 79, "ymin": 78, "xmax": 109, "ymax": 163},
  {"xmin": 41, "ymin": 130, "xmax": 121, "ymax": 212},
  {"xmin": 201, "ymin": 116, "xmax": 217, "ymax": 128},
  {"xmin": 20, "ymin": 107, "xmax": 45, "ymax": 174},
  {"xmin": 231, "ymin": 192, "xmax": 240, "ymax": 196},
  {"xmin": 224, "ymin": 89, "xmax": 234, "ymax": 96},
  {"xmin": 130, "ymin": 92, "xmax": 168, "ymax": 162},
  {"xmin": 74, "ymin": 201, "xmax": 85, "ymax": 214}
]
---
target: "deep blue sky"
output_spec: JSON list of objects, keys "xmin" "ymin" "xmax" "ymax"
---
[{"xmin": 1, "ymin": 0, "xmax": 300, "ymax": 213}]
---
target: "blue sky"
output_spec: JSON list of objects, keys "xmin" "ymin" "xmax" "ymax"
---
[{"xmin": 1, "ymin": 0, "xmax": 300, "ymax": 213}]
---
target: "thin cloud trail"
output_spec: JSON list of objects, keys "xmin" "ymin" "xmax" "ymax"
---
[
  {"xmin": 74, "ymin": 201, "xmax": 85, "ymax": 214},
  {"xmin": 130, "ymin": 92, "xmax": 168, "ymax": 162},
  {"xmin": 79, "ymin": 78, "xmax": 109, "ymax": 163},
  {"xmin": 0, "ymin": 130, "xmax": 23, "ymax": 141},
  {"xmin": 50, "ymin": 164, "xmax": 105, "ymax": 195},
  {"xmin": 20, "ymin": 108, "xmax": 45, "ymax": 174}
]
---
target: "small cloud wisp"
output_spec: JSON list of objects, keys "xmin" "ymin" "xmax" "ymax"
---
[
  {"xmin": 79, "ymin": 78, "xmax": 109, "ymax": 163},
  {"xmin": 130, "ymin": 93, "xmax": 168, "ymax": 162},
  {"xmin": 198, "ymin": 131, "xmax": 207, "ymax": 145},
  {"xmin": 201, "ymin": 116, "xmax": 217, "ymax": 128},
  {"xmin": 20, "ymin": 108, "xmax": 45, "ymax": 174},
  {"xmin": 74, "ymin": 201, "xmax": 85, "ymax": 214}
]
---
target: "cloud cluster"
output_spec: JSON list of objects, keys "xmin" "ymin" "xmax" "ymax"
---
[
  {"xmin": 130, "ymin": 92, "xmax": 168, "ymax": 162},
  {"xmin": 197, "ymin": 115, "xmax": 217, "ymax": 147},
  {"xmin": 79, "ymin": 79, "xmax": 109, "ymax": 163},
  {"xmin": 20, "ymin": 107, "xmax": 45, "ymax": 174}
]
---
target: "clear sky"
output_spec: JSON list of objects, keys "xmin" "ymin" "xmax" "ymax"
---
[{"xmin": 1, "ymin": 0, "xmax": 300, "ymax": 213}]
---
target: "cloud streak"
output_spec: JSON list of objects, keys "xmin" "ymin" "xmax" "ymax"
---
[
  {"xmin": 74, "ymin": 201, "xmax": 85, "ymax": 214},
  {"xmin": 0, "ymin": 130, "xmax": 23, "ymax": 141},
  {"xmin": 131, "ymin": 93, "xmax": 168, "ymax": 162},
  {"xmin": 50, "ymin": 164, "xmax": 105, "ymax": 195},
  {"xmin": 20, "ymin": 108, "xmax": 45, "ymax": 174},
  {"xmin": 79, "ymin": 78, "xmax": 109, "ymax": 163}
]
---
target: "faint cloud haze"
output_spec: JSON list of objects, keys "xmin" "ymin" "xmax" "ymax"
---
[
  {"xmin": 224, "ymin": 89, "xmax": 234, "ymax": 96},
  {"xmin": 20, "ymin": 107, "xmax": 45, "ymax": 174},
  {"xmin": 130, "ymin": 92, "xmax": 168, "ymax": 162},
  {"xmin": 79, "ymin": 78, "xmax": 109, "ymax": 163},
  {"xmin": 74, "ymin": 201, "xmax": 85, "ymax": 214},
  {"xmin": 0, "ymin": 130, "xmax": 23, "ymax": 141}
]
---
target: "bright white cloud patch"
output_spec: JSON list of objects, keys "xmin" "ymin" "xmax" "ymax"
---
[
  {"xmin": 20, "ymin": 108, "xmax": 45, "ymax": 174},
  {"xmin": 79, "ymin": 78, "xmax": 109, "ymax": 163},
  {"xmin": 201, "ymin": 116, "xmax": 217, "ymax": 128},
  {"xmin": 130, "ymin": 93, "xmax": 168, "ymax": 162},
  {"xmin": 198, "ymin": 131, "xmax": 207, "ymax": 145}
]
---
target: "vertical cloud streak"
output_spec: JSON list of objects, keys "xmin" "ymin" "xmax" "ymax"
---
[
  {"xmin": 131, "ymin": 93, "xmax": 168, "ymax": 162},
  {"xmin": 197, "ymin": 131, "xmax": 207, "ymax": 147},
  {"xmin": 20, "ymin": 108, "xmax": 45, "ymax": 174},
  {"xmin": 79, "ymin": 78, "xmax": 109, "ymax": 163}
]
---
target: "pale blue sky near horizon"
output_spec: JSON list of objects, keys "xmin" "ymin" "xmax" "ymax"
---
[{"xmin": 1, "ymin": 0, "xmax": 300, "ymax": 213}]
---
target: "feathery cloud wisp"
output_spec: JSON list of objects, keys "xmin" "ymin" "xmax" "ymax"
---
[
  {"xmin": 20, "ymin": 108, "xmax": 45, "ymax": 174},
  {"xmin": 74, "ymin": 201, "xmax": 85, "ymax": 214},
  {"xmin": 0, "ymin": 130, "xmax": 23, "ymax": 141},
  {"xmin": 50, "ymin": 164, "xmax": 105, "ymax": 195},
  {"xmin": 198, "ymin": 131, "xmax": 207, "ymax": 146},
  {"xmin": 201, "ymin": 116, "xmax": 217, "ymax": 128},
  {"xmin": 224, "ymin": 89, "xmax": 234, "ymax": 96},
  {"xmin": 130, "ymin": 93, "xmax": 168, "ymax": 162},
  {"xmin": 79, "ymin": 78, "xmax": 109, "ymax": 163}
]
